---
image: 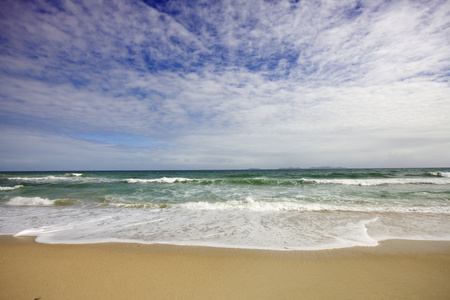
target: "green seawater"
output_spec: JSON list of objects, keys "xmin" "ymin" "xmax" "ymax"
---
[{"xmin": 1, "ymin": 168, "xmax": 449, "ymax": 250}]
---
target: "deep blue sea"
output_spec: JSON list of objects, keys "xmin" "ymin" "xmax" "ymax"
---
[{"xmin": 1, "ymin": 168, "xmax": 449, "ymax": 250}]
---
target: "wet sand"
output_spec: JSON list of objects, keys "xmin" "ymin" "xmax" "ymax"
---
[{"xmin": 1, "ymin": 236, "xmax": 449, "ymax": 300}]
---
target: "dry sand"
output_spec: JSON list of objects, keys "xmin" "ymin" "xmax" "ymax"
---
[{"xmin": 1, "ymin": 235, "xmax": 449, "ymax": 300}]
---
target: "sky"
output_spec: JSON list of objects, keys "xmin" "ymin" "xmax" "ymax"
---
[{"xmin": 0, "ymin": 0, "xmax": 449, "ymax": 171}]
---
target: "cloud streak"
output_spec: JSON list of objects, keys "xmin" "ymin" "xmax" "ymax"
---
[{"xmin": 0, "ymin": 0, "xmax": 449, "ymax": 170}]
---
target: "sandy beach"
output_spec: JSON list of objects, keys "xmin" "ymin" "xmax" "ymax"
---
[{"xmin": 1, "ymin": 236, "xmax": 449, "ymax": 300}]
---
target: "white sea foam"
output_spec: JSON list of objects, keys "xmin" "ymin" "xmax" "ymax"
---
[
  {"xmin": 7, "ymin": 207, "xmax": 381, "ymax": 250},
  {"xmin": 2, "ymin": 202, "xmax": 449, "ymax": 250},
  {"xmin": 103, "ymin": 200, "xmax": 450, "ymax": 214},
  {"xmin": 6, "ymin": 196, "xmax": 55, "ymax": 206},
  {"xmin": 8, "ymin": 176, "xmax": 79, "ymax": 183},
  {"xmin": 9, "ymin": 176, "xmax": 61, "ymax": 182},
  {"xmin": 8, "ymin": 175, "xmax": 115, "ymax": 184},
  {"xmin": 302, "ymin": 177, "xmax": 450, "ymax": 185},
  {"xmin": 125, "ymin": 177, "xmax": 194, "ymax": 184},
  {"xmin": 167, "ymin": 198, "xmax": 450, "ymax": 214},
  {"xmin": 332, "ymin": 217, "xmax": 379, "ymax": 247},
  {"xmin": 428, "ymin": 171, "xmax": 450, "ymax": 178},
  {"xmin": 177, "ymin": 197, "xmax": 324, "ymax": 212},
  {"xmin": 68, "ymin": 173, "xmax": 84, "ymax": 177},
  {"xmin": 0, "ymin": 185, "xmax": 23, "ymax": 191},
  {"xmin": 5, "ymin": 206, "xmax": 449, "ymax": 250}
]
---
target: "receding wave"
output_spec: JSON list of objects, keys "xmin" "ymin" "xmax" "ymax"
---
[{"xmin": 0, "ymin": 185, "xmax": 23, "ymax": 191}]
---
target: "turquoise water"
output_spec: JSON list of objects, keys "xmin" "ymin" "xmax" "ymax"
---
[{"xmin": 1, "ymin": 168, "xmax": 449, "ymax": 250}]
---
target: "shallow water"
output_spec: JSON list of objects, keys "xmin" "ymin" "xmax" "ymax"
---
[{"xmin": 1, "ymin": 168, "xmax": 449, "ymax": 250}]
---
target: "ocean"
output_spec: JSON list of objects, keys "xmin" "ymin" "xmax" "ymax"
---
[{"xmin": 1, "ymin": 168, "xmax": 449, "ymax": 250}]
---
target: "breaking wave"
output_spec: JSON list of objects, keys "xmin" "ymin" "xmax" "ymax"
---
[
  {"xmin": 125, "ymin": 177, "xmax": 194, "ymax": 184},
  {"xmin": 100, "ymin": 196, "xmax": 450, "ymax": 214},
  {"xmin": 0, "ymin": 185, "xmax": 23, "ymax": 191},
  {"xmin": 5, "ymin": 196, "xmax": 77, "ymax": 206},
  {"xmin": 65, "ymin": 173, "xmax": 85, "ymax": 177},
  {"xmin": 123, "ymin": 176, "xmax": 450, "ymax": 186},
  {"xmin": 8, "ymin": 175, "xmax": 115, "ymax": 184},
  {"xmin": 301, "ymin": 177, "xmax": 450, "ymax": 186},
  {"xmin": 427, "ymin": 172, "xmax": 450, "ymax": 178}
]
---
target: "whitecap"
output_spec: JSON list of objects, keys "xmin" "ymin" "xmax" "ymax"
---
[
  {"xmin": 303, "ymin": 177, "xmax": 450, "ymax": 186},
  {"xmin": 66, "ymin": 173, "xmax": 84, "ymax": 177},
  {"xmin": 0, "ymin": 185, "xmax": 23, "ymax": 191},
  {"xmin": 8, "ymin": 176, "xmax": 67, "ymax": 183},
  {"xmin": 175, "ymin": 198, "xmax": 450, "ymax": 214},
  {"xmin": 125, "ymin": 177, "xmax": 193, "ymax": 184},
  {"xmin": 6, "ymin": 196, "xmax": 55, "ymax": 206},
  {"xmin": 436, "ymin": 172, "xmax": 450, "ymax": 178}
]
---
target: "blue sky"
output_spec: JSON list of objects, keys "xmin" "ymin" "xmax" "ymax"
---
[{"xmin": 0, "ymin": 0, "xmax": 449, "ymax": 171}]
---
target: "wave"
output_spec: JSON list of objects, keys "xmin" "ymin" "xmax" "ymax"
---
[
  {"xmin": 8, "ymin": 175, "xmax": 79, "ymax": 183},
  {"xmin": 180, "ymin": 198, "xmax": 450, "ymax": 214},
  {"xmin": 0, "ymin": 185, "xmax": 23, "ymax": 191},
  {"xmin": 302, "ymin": 177, "xmax": 450, "ymax": 186},
  {"xmin": 9, "ymin": 175, "xmax": 61, "ymax": 181},
  {"xmin": 307, "ymin": 171, "xmax": 391, "ymax": 179},
  {"xmin": 125, "ymin": 177, "xmax": 194, "ymax": 184},
  {"xmin": 8, "ymin": 175, "xmax": 115, "ymax": 184},
  {"xmin": 102, "ymin": 196, "xmax": 450, "ymax": 214},
  {"xmin": 5, "ymin": 196, "xmax": 77, "ymax": 206},
  {"xmin": 427, "ymin": 172, "xmax": 450, "ymax": 178},
  {"xmin": 122, "ymin": 176, "xmax": 450, "ymax": 186},
  {"xmin": 65, "ymin": 173, "xmax": 85, "ymax": 177},
  {"xmin": 6, "ymin": 196, "xmax": 55, "ymax": 206},
  {"xmin": 6, "ymin": 169, "xmax": 450, "ymax": 187},
  {"xmin": 10, "ymin": 175, "xmax": 449, "ymax": 186},
  {"xmin": 103, "ymin": 203, "xmax": 170, "ymax": 209},
  {"xmin": 124, "ymin": 177, "xmax": 292, "ymax": 185}
]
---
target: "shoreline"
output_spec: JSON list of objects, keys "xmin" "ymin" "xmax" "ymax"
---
[{"xmin": 1, "ymin": 236, "xmax": 450, "ymax": 300}]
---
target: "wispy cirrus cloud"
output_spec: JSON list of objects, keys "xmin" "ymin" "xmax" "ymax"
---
[{"xmin": 0, "ymin": 0, "xmax": 449, "ymax": 170}]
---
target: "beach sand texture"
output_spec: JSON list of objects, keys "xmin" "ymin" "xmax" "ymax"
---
[{"xmin": 1, "ymin": 236, "xmax": 449, "ymax": 300}]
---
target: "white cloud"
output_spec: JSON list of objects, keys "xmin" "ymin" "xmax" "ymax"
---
[{"xmin": 0, "ymin": 0, "xmax": 449, "ymax": 170}]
